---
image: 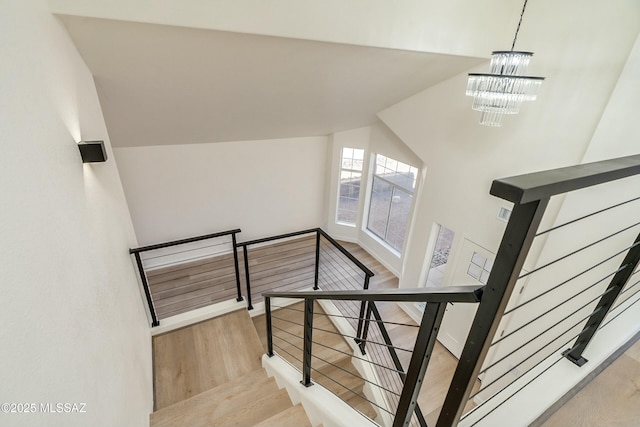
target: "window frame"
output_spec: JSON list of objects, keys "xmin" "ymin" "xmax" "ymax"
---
[{"xmin": 335, "ymin": 147, "xmax": 365, "ymax": 226}]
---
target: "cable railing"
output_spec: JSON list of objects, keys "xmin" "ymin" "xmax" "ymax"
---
[
  {"xmin": 128, "ymin": 154, "xmax": 640, "ymax": 426},
  {"xmin": 264, "ymin": 286, "xmax": 484, "ymax": 427},
  {"xmin": 437, "ymin": 153, "xmax": 640, "ymax": 426},
  {"xmin": 129, "ymin": 229, "xmax": 242, "ymax": 326},
  {"xmin": 234, "ymin": 228, "xmax": 374, "ymax": 309}
]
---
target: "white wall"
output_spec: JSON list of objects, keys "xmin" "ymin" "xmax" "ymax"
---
[
  {"xmin": 378, "ymin": 0, "xmax": 640, "ymax": 292},
  {"xmin": 0, "ymin": 1, "xmax": 152, "ymax": 426},
  {"xmin": 114, "ymin": 136, "xmax": 328, "ymax": 245}
]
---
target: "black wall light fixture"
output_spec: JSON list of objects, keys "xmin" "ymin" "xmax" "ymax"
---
[{"xmin": 78, "ymin": 140, "xmax": 108, "ymax": 163}]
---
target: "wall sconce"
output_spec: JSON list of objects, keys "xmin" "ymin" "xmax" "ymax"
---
[{"xmin": 78, "ymin": 140, "xmax": 108, "ymax": 163}]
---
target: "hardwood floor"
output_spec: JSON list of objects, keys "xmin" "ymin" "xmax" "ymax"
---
[
  {"xmin": 147, "ymin": 235, "xmax": 316, "ymax": 319},
  {"xmin": 151, "ymin": 306, "xmax": 318, "ymax": 426},
  {"xmin": 151, "ymin": 235, "xmax": 473, "ymax": 423},
  {"xmin": 152, "ymin": 308, "xmax": 264, "ymax": 409},
  {"xmin": 539, "ymin": 337, "xmax": 640, "ymax": 427}
]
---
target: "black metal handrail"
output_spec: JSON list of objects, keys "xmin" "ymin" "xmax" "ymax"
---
[
  {"xmin": 265, "ymin": 286, "xmax": 483, "ymax": 303},
  {"xmin": 490, "ymin": 154, "xmax": 640, "ymax": 204},
  {"xmin": 264, "ymin": 285, "xmax": 483, "ymax": 426},
  {"xmin": 129, "ymin": 228, "xmax": 242, "ymax": 327},
  {"xmin": 438, "ymin": 154, "xmax": 640, "ymax": 427}
]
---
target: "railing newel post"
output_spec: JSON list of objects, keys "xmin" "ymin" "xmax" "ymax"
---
[
  {"xmin": 314, "ymin": 229, "xmax": 321, "ymax": 290},
  {"xmin": 133, "ymin": 252, "xmax": 159, "ymax": 327},
  {"xmin": 242, "ymin": 245, "xmax": 253, "ymax": 310},
  {"xmin": 231, "ymin": 232, "xmax": 243, "ymax": 302},
  {"xmin": 357, "ymin": 302, "xmax": 372, "ymax": 355},
  {"xmin": 301, "ymin": 298, "xmax": 315, "ymax": 387},
  {"xmin": 265, "ymin": 296, "xmax": 274, "ymax": 357},
  {"xmin": 356, "ymin": 274, "xmax": 372, "ymax": 343}
]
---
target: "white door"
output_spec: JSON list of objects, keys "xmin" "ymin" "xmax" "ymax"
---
[{"xmin": 437, "ymin": 239, "xmax": 494, "ymax": 358}]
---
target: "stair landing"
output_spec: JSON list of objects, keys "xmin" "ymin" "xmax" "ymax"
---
[
  {"xmin": 151, "ymin": 309, "xmax": 313, "ymax": 426},
  {"xmin": 152, "ymin": 308, "xmax": 265, "ymax": 409}
]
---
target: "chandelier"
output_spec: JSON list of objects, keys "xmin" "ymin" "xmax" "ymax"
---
[{"xmin": 466, "ymin": 0, "xmax": 545, "ymax": 126}]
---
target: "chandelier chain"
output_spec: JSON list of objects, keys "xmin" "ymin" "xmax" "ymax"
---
[{"xmin": 511, "ymin": 0, "xmax": 529, "ymax": 51}]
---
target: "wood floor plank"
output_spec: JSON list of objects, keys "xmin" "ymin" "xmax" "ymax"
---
[
  {"xmin": 541, "ymin": 353, "xmax": 640, "ymax": 427},
  {"xmin": 153, "ymin": 324, "xmax": 201, "ymax": 410},
  {"xmin": 151, "ymin": 369, "xmax": 271, "ymax": 426},
  {"xmin": 153, "ymin": 309, "xmax": 264, "ymax": 409},
  {"xmin": 254, "ymin": 403, "xmax": 312, "ymax": 427},
  {"xmin": 208, "ymin": 388, "xmax": 293, "ymax": 427}
]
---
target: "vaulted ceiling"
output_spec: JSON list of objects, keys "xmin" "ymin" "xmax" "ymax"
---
[{"xmin": 59, "ymin": 16, "xmax": 484, "ymax": 147}]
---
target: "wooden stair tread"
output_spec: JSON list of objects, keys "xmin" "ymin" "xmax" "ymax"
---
[
  {"xmin": 151, "ymin": 369, "xmax": 272, "ymax": 426},
  {"xmin": 208, "ymin": 388, "xmax": 293, "ymax": 427},
  {"xmin": 345, "ymin": 393, "xmax": 378, "ymax": 419},
  {"xmin": 315, "ymin": 356, "xmax": 364, "ymax": 396},
  {"xmin": 253, "ymin": 403, "xmax": 312, "ymax": 427}
]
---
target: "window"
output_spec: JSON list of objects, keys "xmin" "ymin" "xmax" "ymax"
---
[
  {"xmin": 336, "ymin": 147, "xmax": 364, "ymax": 225},
  {"xmin": 366, "ymin": 154, "xmax": 418, "ymax": 252}
]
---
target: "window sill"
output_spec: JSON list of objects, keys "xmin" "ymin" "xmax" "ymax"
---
[{"xmin": 362, "ymin": 229, "xmax": 402, "ymax": 258}]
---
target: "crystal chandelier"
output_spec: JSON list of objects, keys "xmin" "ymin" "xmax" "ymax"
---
[{"xmin": 466, "ymin": 0, "xmax": 545, "ymax": 126}]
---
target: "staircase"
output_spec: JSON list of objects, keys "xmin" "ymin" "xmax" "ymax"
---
[
  {"xmin": 150, "ymin": 309, "xmax": 314, "ymax": 426},
  {"xmin": 252, "ymin": 303, "xmax": 378, "ymax": 420},
  {"xmin": 151, "ymin": 368, "xmax": 311, "ymax": 427}
]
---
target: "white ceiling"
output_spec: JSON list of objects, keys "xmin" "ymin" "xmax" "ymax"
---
[{"xmin": 59, "ymin": 16, "xmax": 485, "ymax": 147}]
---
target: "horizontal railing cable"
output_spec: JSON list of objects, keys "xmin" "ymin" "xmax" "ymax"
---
[
  {"xmin": 310, "ymin": 367, "xmax": 395, "ymax": 416},
  {"xmin": 617, "ymin": 278, "xmax": 640, "ymax": 297},
  {"xmin": 535, "ymin": 195, "xmax": 640, "ymax": 237},
  {"xmin": 273, "ymin": 343, "xmax": 303, "ymax": 365},
  {"xmin": 315, "ymin": 260, "xmax": 405, "ymax": 413},
  {"xmin": 141, "ymin": 240, "xmax": 231, "ymax": 260},
  {"xmin": 599, "ymin": 285, "xmax": 640, "ymax": 330},
  {"xmin": 505, "ymin": 245, "xmax": 637, "ymax": 315},
  {"xmin": 480, "ymin": 301, "xmax": 608, "ymax": 376},
  {"xmin": 318, "ymin": 246, "xmax": 365, "ymax": 286},
  {"xmin": 492, "ymin": 268, "xmax": 625, "ymax": 346},
  {"xmin": 310, "ymin": 339, "xmax": 406, "ymax": 375},
  {"xmin": 310, "ymin": 353, "xmax": 402, "ymax": 396},
  {"xmin": 235, "ymin": 228, "xmax": 318, "ymax": 248},
  {"xmin": 520, "ymin": 221, "xmax": 640, "ymax": 280},
  {"xmin": 240, "ymin": 246, "xmax": 315, "ymax": 266},
  {"xmin": 320, "ymin": 241, "xmax": 368, "ymax": 279},
  {"xmin": 271, "ymin": 304, "xmax": 419, "ymax": 328},
  {"xmin": 271, "ymin": 317, "xmax": 404, "ymax": 374},
  {"xmin": 469, "ymin": 325, "xmax": 595, "ymax": 401},
  {"xmin": 318, "ymin": 229, "xmax": 374, "ymax": 276},
  {"xmin": 465, "ymin": 357, "xmax": 565, "ymax": 426},
  {"xmin": 310, "ymin": 325, "xmax": 413, "ymax": 353}
]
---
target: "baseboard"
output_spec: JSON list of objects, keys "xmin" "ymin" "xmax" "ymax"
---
[{"xmin": 151, "ymin": 299, "xmax": 246, "ymax": 336}]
